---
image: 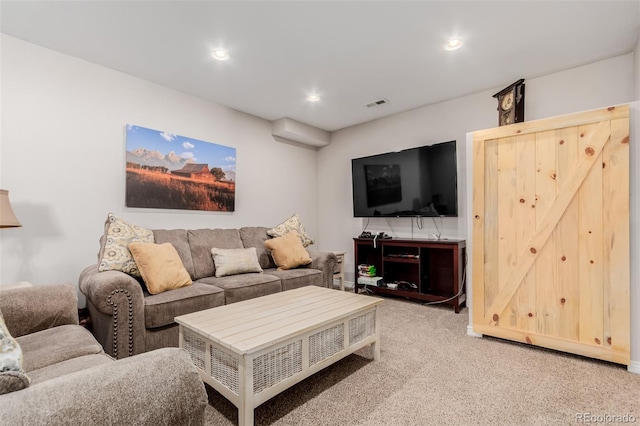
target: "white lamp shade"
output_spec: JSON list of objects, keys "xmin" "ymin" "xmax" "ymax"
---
[{"xmin": 0, "ymin": 189, "xmax": 21, "ymax": 228}]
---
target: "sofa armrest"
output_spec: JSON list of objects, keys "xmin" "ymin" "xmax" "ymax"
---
[
  {"xmin": 0, "ymin": 348, "xmax": 207, "ymax": 426},
  {"xmin": 0, "ymin": 284, "xmax": 79, "ymax": 338},
  {"xmin": 78, "ymin": 265, "xmax": 146, "ymax": 358},
  {"xmin": 306, "ymin": 249, "xmax": 338, "ymax": 288},
  {"xmin": 79, "ymin": 265, "xmax": 145, "ymax": 314}
]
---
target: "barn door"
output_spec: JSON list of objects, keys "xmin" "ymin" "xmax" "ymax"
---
[{"xmin": 472, "ymin": 105, "xmax": 630, "ymax": 365}]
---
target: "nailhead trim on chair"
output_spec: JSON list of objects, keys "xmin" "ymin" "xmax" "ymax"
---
[{"xmin": 107, "ymin": 288, "xmax": 135, "ymax": 358}]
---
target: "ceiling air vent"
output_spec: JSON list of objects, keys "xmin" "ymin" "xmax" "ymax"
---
[{"xmin": 366, "ymin": 98, "xmax": 389, "ymax": 108}]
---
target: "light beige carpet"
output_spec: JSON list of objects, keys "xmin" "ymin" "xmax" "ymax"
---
[{"xmin": 204, "ymin": 295, "xmax": 640, "ymax": 425}]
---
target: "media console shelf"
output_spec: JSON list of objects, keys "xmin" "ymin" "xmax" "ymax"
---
[{"xmin": 354, "ymin": 237, "xmax": 466, "ymax": 313}]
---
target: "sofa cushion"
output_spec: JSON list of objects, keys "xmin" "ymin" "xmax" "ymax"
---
[
  {"xmin": 27, "ymin": 353, "xmax": 113, "ymax": 386},
  {"xmin": 144, "ymin": 283, "xmax": 225, "ymax": 329},
  {"xmin": 239, "ymin": 226, "xmax": 277, "ymax": 269},
  {"xmin": 129, "ymin": 242, "xmax": 193, "ymax": 294},
  {"xmin": 98, "ymin": 213, "xmax": 154, "ymax": 278},
  {"xmin": 17, "ymin": 325, "xmax": 103, "ymax": 372},
  {"xmin": 196, "ymin": 274, "xmax": 282, "ymax": 305},
  {"xmin": 188, "ymin": 229, "xmax": 243, "ymax": 279},
  {"xmin": 264, "ymin": 230, "xmax": 313, "ymax": 270},
  {"xmin": 0, "ymin": 315, "xmax": 30, "ymax": 395},
  {"xmin": 264, "ymin": 268, "xmax": 323, "ymax": 291},
  {"xmin": 267, "ymin": 213, "xmax": 315, "ymax": 247},
  {"xmin": 211, "ymin": 247, "xmax": 263, "ymax": 277},
  {"xmin": 153, "ymin": 229, "xmax": 196, "ymax": 279}
]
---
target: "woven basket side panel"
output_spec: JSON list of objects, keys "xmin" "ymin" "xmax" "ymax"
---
[
  {"xmin": 349, "ymin": 311, "xmax": 375, "ymax": 346},
  {"xmin": 183, "ymin": 329, "xmax": 206, "ymax": 370},
  {"xmin": 253, "ymin": 340, "xmax": 303, "ymax": 394},
  {"xmin": 309, "ymin": 323, "xmax": 345, "ymax": 366},
  {"xmin": 210, "ymin": 345, "xmax": 240, "ymax": 395}
]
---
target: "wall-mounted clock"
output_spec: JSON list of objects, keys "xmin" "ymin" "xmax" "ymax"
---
[{"xmin": 492, "ymin": 79, "xmax": 525, "ymax": 126}]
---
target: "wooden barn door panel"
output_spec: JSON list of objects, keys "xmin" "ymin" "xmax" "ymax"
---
[
  {"xmin": 472, "ymin": 105, "xmax": 630, "ymax": 365},
  {"xmin": 607, "ymin": 117, "xmax": 630, "ymax": 355}
]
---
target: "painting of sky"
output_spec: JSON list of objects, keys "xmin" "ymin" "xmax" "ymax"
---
[{"xmin": 126, "ymin": 124, "xmax": 236, "ymax": 181}]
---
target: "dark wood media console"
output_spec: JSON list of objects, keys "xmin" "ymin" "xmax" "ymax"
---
[{"xmin": 353, "ymin": 237, "xmax": 466, "ymax": 313}]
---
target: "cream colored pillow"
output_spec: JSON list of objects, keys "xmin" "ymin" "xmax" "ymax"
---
[
  {"xmin": 267, "ymin": 213, "xmax": 314, "ymax": 247},
  {"xmin": 98, "ymin": 213, "xmax": 154, "ymax": 277},
  {"xmin": 0, "ymin": 315, "xmax": 30, "ymax": 395},
  {"xmin": 128, "ymin": 243, "xmax": 192, "ymax": 294},
  {"xmin": 211, "ymin": 247, "xmax": 263, "ymax": 277},
  {"xmin": 264, "ymin": 230, "xmax": 312, "ymax": 270}
]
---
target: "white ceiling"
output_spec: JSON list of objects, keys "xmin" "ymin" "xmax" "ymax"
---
[{"xmin": 2, "ymin": 1, "xmax": 639, "ymax": 132}]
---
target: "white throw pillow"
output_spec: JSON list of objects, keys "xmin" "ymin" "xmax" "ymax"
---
[{"xmin": 211, "ymin": 247, "xmax": 264, "ymax": 277}]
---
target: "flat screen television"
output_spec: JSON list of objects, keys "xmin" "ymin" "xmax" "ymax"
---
[{"xmin": 351, "ymin": 140, "xmax": 458, "ymax": 217}]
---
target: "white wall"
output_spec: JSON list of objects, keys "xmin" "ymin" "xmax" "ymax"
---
[
  {"xmin": 0, "ymin": 35, "xmax": 319, "ymax": 301},
  {"xmin": 319, "ymin": 52, "xmax": 635, "ymax": 283}
]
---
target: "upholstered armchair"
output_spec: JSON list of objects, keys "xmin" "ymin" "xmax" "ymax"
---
[{"xmin": 0, "ymin": 284, "xmax": 208, "ymax": 425}]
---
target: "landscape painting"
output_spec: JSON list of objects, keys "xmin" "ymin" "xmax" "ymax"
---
[{"xmin": 125, "ymin": 124, "xmax": 236, "ymax": 211}]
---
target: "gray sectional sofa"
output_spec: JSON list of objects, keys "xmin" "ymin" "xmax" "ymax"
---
[
  {"xmin": 0, "ymin": 284, "xmax": 207, "ymax": 425},
  {"xmin": 79, "ymin": 226, "xmax": 338, "ymax": 359}
]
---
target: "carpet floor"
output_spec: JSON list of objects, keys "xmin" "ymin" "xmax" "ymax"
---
[{"xmin": 203, "ymin": 295, "xmax": 640, "ymax": 425}]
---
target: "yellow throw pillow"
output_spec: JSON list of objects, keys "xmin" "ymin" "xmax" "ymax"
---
[
  {"xmin": 264, "ymin": 230, "xmax": 312, "ymax": 270},
  {"xmin": 128, "ymin": 243, "xmax": 192, "ymax": 294}
]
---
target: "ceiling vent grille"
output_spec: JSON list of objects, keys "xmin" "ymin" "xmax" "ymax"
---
[{"xmin": 366, "ymin": 98, "xmax": 389, "ymax": 108}]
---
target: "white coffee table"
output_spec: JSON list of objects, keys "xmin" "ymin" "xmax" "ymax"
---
[{"xmin": 175, "ymin": 285, "xmax": 382, "ymax": 426}]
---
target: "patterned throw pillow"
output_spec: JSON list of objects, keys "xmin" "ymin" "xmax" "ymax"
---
[
  {"xmin": 211, "ymin": 247, "xmax": 264, "ymax": 277},
  {"xmin": 267, "ymin": 213, "xmax": 314, "ymax": 247},
  {"xmin": 98, "ymin": 213, "xmax": 154, "ymax": 277},
  {"xmin": 0, "ymin": 315, "xmax": 30, "ymax": 395},
  {"xmin": 264, "ymin": 230, "xmax": 312, "ymax": 270}
]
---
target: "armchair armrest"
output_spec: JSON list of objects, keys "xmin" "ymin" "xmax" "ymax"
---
[
  {"xmin": 306, "ymin": 249, "xmax": 338, "ymax": 288},
  {"xmin": 0, "ymin": 348, "xmax": 207, "ymax": 426},
  {"xmin": 0, "ymin": 284, "xmax": 78, "ymax": 338},
  {"xmin": 78, "ymin": 265, "xmax": 146, "ymax": 358}
]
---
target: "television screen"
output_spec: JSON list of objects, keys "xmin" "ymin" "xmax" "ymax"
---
[
  {"xmin": 364, "ymin": 164, "xmax": 402, "ymax": 207},
  {"xmin": 351, "ymin": 141, "xmax": 458, "ymax": 217}
]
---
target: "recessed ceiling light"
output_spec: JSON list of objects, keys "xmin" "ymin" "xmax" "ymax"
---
[
  {"xmin": 307, "ymin": 94, "xmax": 321, "ymax": 102},
  {"xmin": 212, "ymin": 49, "xmax": 230, "ymax": 61},
  {"xmin": 444, "ymin": 38, "xmax": 464, "ymax": 51}
]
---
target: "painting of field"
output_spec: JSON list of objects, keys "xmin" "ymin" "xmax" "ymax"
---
[{"xmin": 125, "ymin": 124, "xmax": 236, "ymax": 211}]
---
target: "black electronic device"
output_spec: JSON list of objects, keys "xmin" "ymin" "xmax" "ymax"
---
[
  {"xmin": 397, "ymin": 281, "xmax": 418, "ymax": 290},
  {"xmin": 351, "ymin": 140, "xmax": 458, "ymax": 217},
  {"xmin": 358, "ymin": 231, "xmax": 392, "ymax": 240}
]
